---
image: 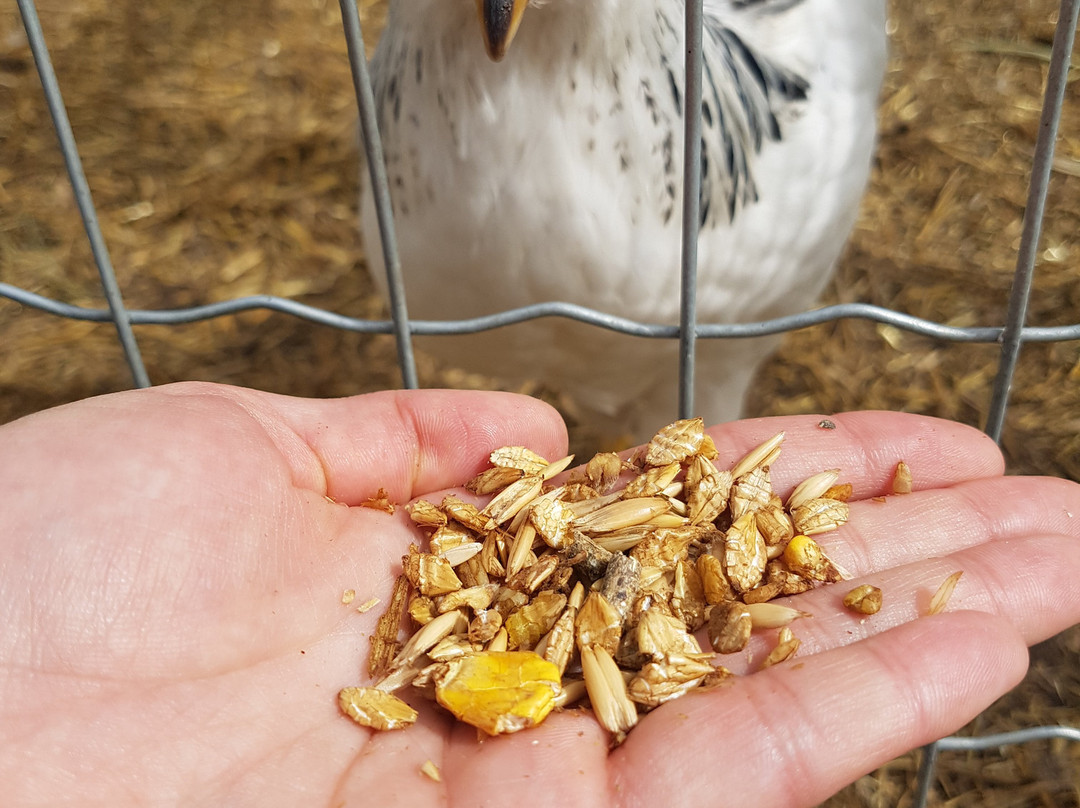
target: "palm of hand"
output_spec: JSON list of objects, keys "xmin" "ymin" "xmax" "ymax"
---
[{"xmin": 2, "ymin": 383, "xmax": 1078, "ymax": 808}]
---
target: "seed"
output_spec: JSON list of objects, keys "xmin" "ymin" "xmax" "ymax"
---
[
  {"xmin": 408, "ymin": 594, "xmax": 438, "ymax": 625},
  {"xmin": 782, "ymin": 534, "xmax": 845, "ymax": 583},
  {"xmin": 487, "ymin": 627, "xmax": 509, "ymax": 652},
  {"xmin": 744, "ymin": 601, "xmax": 812, "ymax": 630},
  {"xmin": 741, "ymin": 580, "xmax": 784, "ymax": 604},
  {"xmin": 636, "ymin": 608, "xmax": 703, "ymax": 660},
  {"xmin": 542, "ymin": 454, "xmax": 577, "ymax": 480},
  {"xmin": 592, "ymin": 526, "xmax": 655, "ymax": 553},
  {"xmin": 696, "ymin": 552, "xmax": 734, "ymax": 605},
  {"xmin": 724, "ymin": 513, "xmax": 767, "ymax": 593},
  {"xmin": 731, "ymin": 466, "xmax": 773, "ymax": 520},
  {"xmin": 505, "ymin": 553, "xmax": 560, "ymax": 594},
  {"xmin": 554, "ymin": 678, "xmax": 588, "ymax": 708},
  {"xmin": 927, "ymin": 571, "xmax": 963, "ymax": 616},
  {"xmin": 586, "ymin": 452, "xmax": 626, "ymax": 493},
  {"xmin": 564, "ymin": 490, "xmax": 622, "ymax": 519},
  {"xmin": 403, "ymin": 546, "xmax": 463, "ymax": 596},
  {"xmin": 686, "ymin": 462, "xmax": 732, "ymax": 526},
  {"xmin": 580, "ymin": 644, "xmax": 639, "ymax": 740},
  {"xmin": 645, "ymin": 417, "xmax": 705, "ymax": 466},
  {"xmin": 622, "ymin": 461, "xmax": 682, "ymax": 499},
  {"xmin": 362, "ymin": 488, "xmax": 395, "ymax": 514},
  {"xmin": 469, "ymin": 609, "xmax": 504, "ymax": 644},
  {"xmin": 671, "ymin": 559, "xmax": 707, "ymax": 630},
  {"xmin": 790, "ymin": 497, "xmax": 850, "ymax": 536},
  {"xmin": 561, "ymin": 482, "xmax": 602, "ymax": 503},
  {"xmin": 765, "ymin": 561, "xmax": 815, "ymax": 596},
  {"xmin": 420, "ymin": 760, "xmax": 441, "ymax": 782},
  {"xmin": 479, "ymin": 530, "xmax": 507, "ymax": 578},
  {"xmin": 491, "ymin": 586, "xmax": 529, "ymax": 619},
  {"xmin": 755, "ymin": 503, "xmax": 795, "ymax": 546},
  {"xmin": 391, "ymin": 609, "xmax": 468, "ymax": 669},
  {"xmin": 504, "ymin": 590, "xmax": 567, "ymax": 651},
  {"xmin": 482, "ymin": 474, "xmax": 544, "ymax": 529},
  {"xmin": 455, "ymin": 555, "xmax": 489, "ymax": 588},
  {"xmin": 341, "ymin": 589, "xmax": 356, "ymax": 605},
  {"xmin": 439, "ymin": 541, "xmax": 484, "ymax": 566},
  {"xmin": 629, "ymin": 526, "xmax": 702, "ymax": 571},
  {"xmin": 823, "ymin": 482, "xmax": 853, "ymax": 501},
  {"xmin": 643, "ymin": 512, "xmax": 689, "ymax": 529},
  {"xmin": 407, "ymin": 499, "xmax": 446, "ymax": 529},
  {"xmin": 892, "ymin": 461, "xmax": 913, "ymax": 495},
  {"xmin": 573, "ymin": 497, "xmax": 672, "ymax": 533},
  {"xmin": 506, "ymin": 522, "xmax": 539, "ymax": 578},
  {"xmin": 440, "ymin": 495, "xmax": 490, "ymax": 533},
  {"xmin": 426, "ymin": 634, "xmax": 476, "ymax": 662},
  {"xmin": 843, "ymin": 584, "xmax": 883, "ymax": 615},
  {"xmin": 575, "ymin": 590, "xmax": 624, "ymax": 656},
  {"xmin": 466, "ymin": 465, "xmax": 525, "ymax": 495},
  {"xmin": 707, "ymin": 601, "xmax": 752, "ymax": 654},
  {"xmin": 428, "ymin": 522, "xmax": 476, "ymax": 556},
  {"xmin": 436, "ymin": 583, "xmax": 500, "ymax": 615},
  {"xmin": 628, "ymin": 653, "xmax": 716, "ymax": 708},
  {"xmin": 786, "ymin": 469, "xmax": 841, "ymax": 511},
  {"xmin": 434, "ymin": 651, "xmax": 561, "ymax": 736},
  {"xmin": 537, "ymin": 582, "xmax": 584, "ymax": 663},
  {"xmin": 759, "ymin": 626, "xmax": 801, "ymax": 669},
  {"xmin": 489, "ymin": 446, "xmax": 551, "ymax": 475},
  {"xmin": 530, "ymin": 496, "xmax": 573, "ymax": 550},
  {"xmin": 730, "ymin": 432, "xmax": 785, "ymax": 480},
  {"xmin": 339, "ymin": 687, "xmax": 418, "ymax": 731}
]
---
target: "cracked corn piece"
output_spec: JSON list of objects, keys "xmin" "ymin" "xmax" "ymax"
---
[{"xmin": 433, "ymin": 651, "xmax": 562, "ymax": 735}]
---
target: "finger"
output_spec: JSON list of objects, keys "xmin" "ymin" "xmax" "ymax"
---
[
  {"xmin": 704, "ymin": 411, "xmax": 1004, "ymax": 497},
  {"xmin": 826, "ymin": 474, "xmax": 1080, "ymax": 574},
  {"xmin": 246, "ymin": 386, "xmax": 569, "ymax": 503},
  {"xmin": 614, "ymin": 610, "xmax": 1029, "ymax": 808},
  {"xmin": 440, "ymin": 712, "xmax": 611, "ymax": 808},
  {"xmin": 719, "ymin": 529, "xmax": 1080, "ymax": 674}
]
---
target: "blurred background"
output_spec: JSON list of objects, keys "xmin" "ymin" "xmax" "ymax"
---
[{"xmin": 1, "ymin": 0, "xmax": 1078, "ymax": 803}]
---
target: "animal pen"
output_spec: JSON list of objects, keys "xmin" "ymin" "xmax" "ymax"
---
[{"xmin": 1, "ymin": 0, "xmax": 1079, "ymax": 803}]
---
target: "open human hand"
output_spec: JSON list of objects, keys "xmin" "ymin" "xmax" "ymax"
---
[{"xmin": 1, "ymin": 382, "xmax": 1077, "ymax": 807}]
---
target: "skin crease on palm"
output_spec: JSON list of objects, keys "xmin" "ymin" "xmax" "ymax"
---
[{"xmin": 1, "ymin": 383, "xmax": 1079, "ymax": 807}]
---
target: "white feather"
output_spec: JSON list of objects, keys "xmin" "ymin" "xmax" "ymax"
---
[{"xmin": 362, "ymin": 0, "xmax": 888, "ymax": 440}]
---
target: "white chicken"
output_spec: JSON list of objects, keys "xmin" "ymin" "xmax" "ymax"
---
[{"xmin": 361, "ymin": 0, "xmax": 888, "ymax": 441}]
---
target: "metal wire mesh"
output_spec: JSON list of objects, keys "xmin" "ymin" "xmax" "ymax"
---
[{"xmin": 3, "ymin": 0, "xmax": 1079, "ymax": 803}]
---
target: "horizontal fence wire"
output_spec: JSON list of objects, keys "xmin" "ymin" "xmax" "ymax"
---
[
  {"xmin": 5, "ymin": 0, "xmax": 1080, "ymax": 804},
  {"xmin": 4, "ymin": 283, "xmax": 1080, "ymax": 344}
]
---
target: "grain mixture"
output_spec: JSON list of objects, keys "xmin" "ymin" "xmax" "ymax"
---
[{"xmin": 340, "ymin": 417, "xmax": 862, "ymax": 742}]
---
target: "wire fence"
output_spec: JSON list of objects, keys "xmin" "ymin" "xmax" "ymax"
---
[{"xmin": 4, "ymin": 0, "xmax": 1080, "ymax": 803}]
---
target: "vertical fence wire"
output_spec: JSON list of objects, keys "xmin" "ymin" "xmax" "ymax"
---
[
  {"xmin": 678, "ymin": 0, "xmax": 704, "ymax": 420},
  {"xmin": 983, "ymin": 0, "xmax": 1080, "ymax": 441},
  {"xmin": 338, "ymin": 0, "xmax": 418, "ymax": 389},
  {"xmin": 15, "ymin": 0, "xmax": 150, "ymax": 388}
]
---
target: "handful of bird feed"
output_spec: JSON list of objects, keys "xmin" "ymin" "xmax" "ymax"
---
[{"xmin": 339, "ymin": 418, "xmax": 866, "ymax": 743}]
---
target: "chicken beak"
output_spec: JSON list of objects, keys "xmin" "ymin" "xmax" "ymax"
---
[{"xmin": 476, "ymin": 0, "xmax": 529, "ymax": 62}]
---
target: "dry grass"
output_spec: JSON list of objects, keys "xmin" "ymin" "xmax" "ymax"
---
[{"xmin": 1, "ymin": 0, "xmax": 1078, "ymax": 803}]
